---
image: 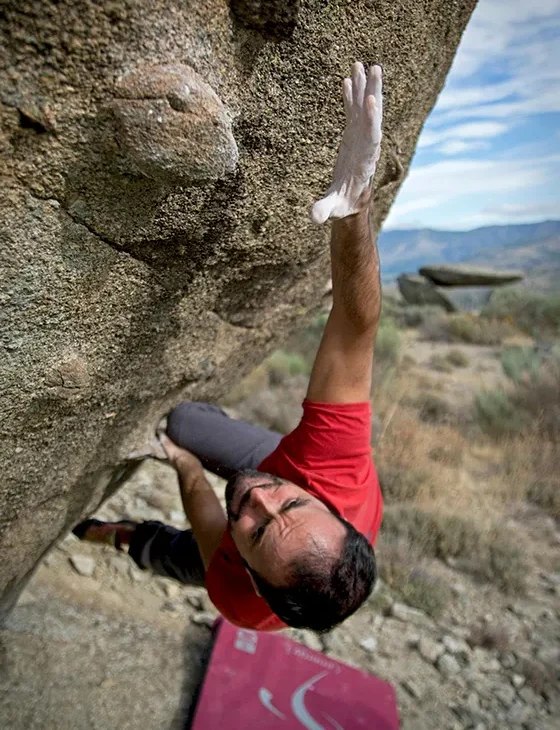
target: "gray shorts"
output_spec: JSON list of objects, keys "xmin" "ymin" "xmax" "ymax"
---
[{"xmin": 128, "ymin": 402, "xmax": 282, "ymax": 586}]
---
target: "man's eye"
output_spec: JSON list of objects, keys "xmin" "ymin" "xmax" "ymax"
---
[{"xmin": 252, "ymin": 525, "xmax": 266, "ymax": 543}]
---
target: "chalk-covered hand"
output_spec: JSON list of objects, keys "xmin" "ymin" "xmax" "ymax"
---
[{"xmin": 311, "ymin": 62, "xmax": 383, "ymax": 224}]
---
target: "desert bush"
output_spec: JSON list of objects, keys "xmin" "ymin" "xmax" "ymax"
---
[
  {"xmin": 266, "ymin": 350, "xmax": 310, "ymax": 386},
  {"xmin": 500, "ymin": 436, "xmax": 560, "ymax": 518},
  {"xmin": 421, "ymin": 312, "xmax": 515, "ymax": 345},
  {"xmin": 511, "ymin": 361, "xmax": 560, "ymax": 441},
  {"xmin": 382, "ymin": 293, "xmax": 404, "ymax": 321},
  {"xmin": 446, "ymin": 348, "xmax": 470, "ymax": 367},
  {"xmin": 476, "ymin": 357, "xmax": 560, "ymax": 440},
  {"xmin": 375, "ymin": 316, "xmax": 401, "ymax": 365},
  {"xmin": 475, "ymin": 389, "xmax": 527, "ymax": 437},
  {"xmin": 526, "ymin": 480, "xmax": 560, "ymax": 519},
  {"xmin": 447, "ymin": 313, "xmax": 514, "ymax": 345},
  {"xmin": 378, "ymin": 467, "xmax": 425, "ymax": 503},
  {"xmin": 413, "ymin": 392, "xmax": 453, "ymax": 424},
  {"xmin": 401, "ymin": 305, "xmax": 446, "ymax": 328},
  {"xmin": 378, "ymin": 541, "xmax": 452, "ymax": 617},
  {"xmin": 429, "ymin": 354, "xmax": 453, "ymax": 373},
  {"xmin": 501, "ymin": 346, "xmax": 540, "ymax": 384},
  {"xmin": 483, "ymin": 288, "xmax": 560, "ymax": 337},
  {"xmin": 376, "ymin": 409, "xmax": 466, "ymax": 484},
  {"xmin": 381, "ymin": 505, "xmax": 526, "ymax": 593}
]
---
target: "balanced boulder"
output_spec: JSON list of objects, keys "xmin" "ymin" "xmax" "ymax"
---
[{"xmin": 419, "ymin": 265, "xmax": 524, "ymax": 287}]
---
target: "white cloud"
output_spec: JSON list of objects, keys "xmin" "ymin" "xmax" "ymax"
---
[
  {"xmin": 384, "ymin": 155, "xmax": 557, "ymax": 228},
  {"xmin": 418, "ymin": 122, "xmax": 508, "ymax": 148},
  {"xmin": 387, "ymin": 0, "xmax": 560, "ymax": 230},
  {"xmin": 448, "ymin": 0, "xmax": 560, "ymax": 80},
  {"xmin": 482, "ymin": 201, "xmax": 560, "ymax": 219},
  {"xmin": 438, "ymin": 140, "xmax": 489, "ymax": 156},
  {"xmin": 430, "ymin": 0, "xmax": 560, "ymax": 122}
]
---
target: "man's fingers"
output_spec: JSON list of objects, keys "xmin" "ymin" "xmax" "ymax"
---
[
  {"xmin": 366, "ymin": 64, "xmax": 383, "ymax": 105},
  {"xmin": 351, "ymin": 61, "xmax": 366, "ymax": 108},
  {"xmin": 342, "ymin": 77, "xmax": 353, "ymax": 121}
]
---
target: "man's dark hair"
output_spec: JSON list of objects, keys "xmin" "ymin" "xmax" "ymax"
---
[{"xmin": 247, "ymin": 517, "xmax": 376, "ymax": 633}]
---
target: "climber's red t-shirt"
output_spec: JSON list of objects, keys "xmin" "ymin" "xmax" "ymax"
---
[{"xmin": 204, "ymin": 400, "xmax": 383, "ymax": 631}]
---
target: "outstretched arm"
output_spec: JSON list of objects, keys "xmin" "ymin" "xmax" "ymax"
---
[
  {"xmin": 307, "ymin": 62, "xmax": 383, "ymax": 404},
  {"xmin": 159, "ymin": 433, "xmax": 227, "ymax": 570}
]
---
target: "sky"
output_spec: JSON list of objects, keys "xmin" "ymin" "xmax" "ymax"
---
[{"xmin": 383, "ymin": 0, "xmax": 560, "ymax": 231}]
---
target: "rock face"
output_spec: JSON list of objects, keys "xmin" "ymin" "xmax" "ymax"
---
[
  {"xmin": 0, "ymin": 0, "xmax": 476, "ymax": 619},
  {"xmin": 419, "ymin": 265, "xmax": 524, "ymax": 287},
  {"xmin": 397, "ymin": 274, "xmax": 457, "ymax": 312}
]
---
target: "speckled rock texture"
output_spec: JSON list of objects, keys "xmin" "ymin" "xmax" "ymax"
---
[{"xmin": 0, "ymin": 0, "xmax": 476, "ymax": 619}]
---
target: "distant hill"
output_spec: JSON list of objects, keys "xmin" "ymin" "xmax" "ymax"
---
[{"xmin": 378, "ymin": 220, "xmax": 560, "ymax": 290}]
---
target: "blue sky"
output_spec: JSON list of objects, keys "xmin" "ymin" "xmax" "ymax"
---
[{"xmin": 384, "ymin": 0, "xmax": 560, "ymax": 231}]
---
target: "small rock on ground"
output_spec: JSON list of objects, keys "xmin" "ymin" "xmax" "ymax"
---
[
  {"xmin": 437, "ymin": 653, "xmax": 461, "ymax": 677},
  {"xmin": 418, "ymin": 637, "xmax": 444, "ymax": 664},
  {"xmin": 69, "ymin": 555, "xmax": 96, "ymax": 577},
  {"xmin": 191, "ymin": 612, "xmax": 216, "ymax": 628},
  {"xmin": 359, "ymin": 637, "xmax": 378, "ymax": 654}
]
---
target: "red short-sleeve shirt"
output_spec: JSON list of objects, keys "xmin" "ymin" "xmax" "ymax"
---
[{"xmin": 205, "ymin": 400, "xmax": 383, "ymax": 631}]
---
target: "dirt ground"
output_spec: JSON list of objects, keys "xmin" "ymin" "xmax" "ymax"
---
[{"xmin": 1, "ymin": 330, "xmax": 558, "ymax": 729}]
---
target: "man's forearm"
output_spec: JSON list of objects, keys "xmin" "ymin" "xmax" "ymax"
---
[
  {"xmin": 330, "ymin": 204, "xmax": 382, "ymax": 335},
  {"xmin": 177, "ymin": 464, "xmax": 227, "ymax": 569}
]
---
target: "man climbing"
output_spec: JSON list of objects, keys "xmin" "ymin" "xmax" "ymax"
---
[{"xmin": 74, "ymin": 62, "xmax": 384, "ymax": 633}]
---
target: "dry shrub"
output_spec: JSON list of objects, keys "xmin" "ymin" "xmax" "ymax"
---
[
  {"xmin": 447, "ymin": 348, "xmax": 470, "ymax": 367},
  {"xmin": 482, "ymin": 288, "xmax": 560, "ymax": 338},
  {"xmin": 476, "ymin": 356, "xmax": 560, "ymax": 442},
  {"xmin": 496, "ymin": 436, "xmax": 560, "ymax": 517},
  {"xmin": 447, "ymin": 314, "xmax": 515, "ymax": 345},
  {"xmin": 475, "ymin": 389, "xmax": 528, "ymax": 437},
  {"xmin": 376, "ymin": 409, "xmax": 466, "ymax": 499},
  {"xmin": 378, "ymin": 468, "xmax": 425, "ymax": 503},
  {"xmin": 381, "ymin": 505, "xmax": 527, "ymax": 593},
  {"xmin": 501, "ymin": 346, "xmax": 540, "ymax": 384},
  {"xmin": 378, "ymin": 541, "xmax": 452, "ymax": 617},
  {"xmin": 402, "ymin": 305, "xmax": 446, "ymax": 328},
  {"xmin": 527, "ymin": 480, "xmax": 560, "ymax": 518},
  {"xmin": 468, "ymin": 622, "xmax": 512, "ymax": 652},
  {"xmin": 430, "ymin": 354, "xmax": 453, "ymax": 373},
  {"xmin": 420, "ymin": 312, "xmax": 515, "ymax": 345},
  {"xmin": 266, "ymin": 350, "xmax": 310, "ymax": 385},
  {"xmin": 412, "ymin": 392, "xmax": 454, "ymax": 424},
  {"xmin": 374, "ymin": 316, "xmax": 401, "ymax": 366}
]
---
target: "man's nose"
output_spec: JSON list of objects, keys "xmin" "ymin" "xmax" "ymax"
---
[{"xmin": 249, "ymin": 487, "xmax": 277, "ymax": 515}]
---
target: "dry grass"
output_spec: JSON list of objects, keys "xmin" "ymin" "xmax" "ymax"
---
[
  {"xmin": 482, "ymin": 288, "xmax": 560, "ymax": 338},
  {"xmin": 429, "ymin": 354, "xmax": 453, "ymax": 373},
  {"xmin": 378, "ymin": 541, "xmax": 452, "ymax": 617},
  {"xmin": 447, "ymin": 348, "xmax": 470, "ymax": 367},
  {"xmin": 420, "ymin": 311, "xmax": 516, "ymax": 345},
  {"xmin": 381, "ymin": 505, "xmax": 527, "ymax": 593},
  {"xmin": 498, "ymin": 436, "xmax": 560, "ymax": 519},
  {"xmin": 376, "ymin": 408, "xmax": 466, "ymax": 478},
  {"xmin": 412, "ymin": 392, "xmax": 454, "ymax": 424}
]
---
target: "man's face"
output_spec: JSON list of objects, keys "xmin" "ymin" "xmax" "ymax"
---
[{"xmin": 225, "ymin": 470, "xmax": 346, "ymax": 586}]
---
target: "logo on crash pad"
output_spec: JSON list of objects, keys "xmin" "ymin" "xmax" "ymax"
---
[{"xmin": 259, "ymin": 671, "xmax": 344, "ymax": 730}]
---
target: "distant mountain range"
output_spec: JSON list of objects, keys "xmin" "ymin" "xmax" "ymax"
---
[{"xmin": 378, "ymin": 220, "xmax": 560, "ymax": 290}]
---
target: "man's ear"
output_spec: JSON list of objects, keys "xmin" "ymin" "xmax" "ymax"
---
[{"xmin": 245, "ymin": 567, "xmax": 262, "ymax": 597}]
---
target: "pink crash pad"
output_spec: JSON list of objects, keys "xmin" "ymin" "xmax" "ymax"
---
[{"xmin": 191, "ymin": 619, "xmax": 400, "ymax": 729}]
